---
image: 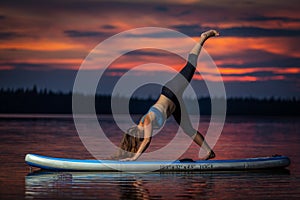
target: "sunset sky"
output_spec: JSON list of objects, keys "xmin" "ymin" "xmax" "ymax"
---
[{"xmin": 1, "ymin": 0, "xmax": 300, "ymax": 98}]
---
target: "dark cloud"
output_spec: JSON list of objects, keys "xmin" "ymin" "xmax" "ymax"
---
[
  {"xmin": 125, "ymin": 49, "xmax": 169, "ymax": 57},
  {"xmin": 221, "ymin": 71, "xmax": 292, "ymax": 78},
  {"xmin": 171, "ymin": 24, "xmax": 204, "ymax": 36},
  {"xmin": 218, "ymin": 49, "xmax": 300, "ymax": 69},
  {"xmin": 0, "ymin": 32, "xmax": 20, "ymax": 40},
  {"xmin": 125, "ymin": 31, "xmax": 184, "ymax": 38},
  {"xmin": 175, "ymin": 10, "xmax": 192, "ymax": 17},
  {"xmin": 64, "ymin": 30, "xmax": 112, "ymax": 38},
  {"xmin": 1, "ymin": 0, "xmax": 166, "ymax": 17},
  {"xmin": 101, "ymin": 25, "xmax": 118, "ymax": 30},
  {"xmin": 154, "ymin": 5, "xmax": 169, "ymax": 12},
  {"xmin": 284, "ymin": 73, "xmax": 300, "ymax": 81},
  {"xmin": 243, "ymin": 15, "xmax": 300, "ymax": 23},
  {"xmin": 2, "ymin": 62, "xmax": 73, "ymax": 70},
  {"xmin": 221, "ymin": 27, "xmax": 300, "ymax": 37},
  {"xmin": 0, "ymin": 68, "xmax": 76, "ymax": 93},
  {"xmin": 12, "ymin": 63, "xmax": 52, "ymax": 69},
  {"xmin": 172, "ymin": 24, "xmax": 300, "ymax": 37},
  {"xmin": 0, "ymin": 15, "xmax": 6, "ymax": 20},
  {"xmin": 223, "ymin": 80, "xmax": 299, "ymax": 98}
]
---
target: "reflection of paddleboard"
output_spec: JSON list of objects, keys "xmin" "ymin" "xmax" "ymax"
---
[
  {"xmin": 25, "ymin": 170, "xmax": 290, "ymax": 188},
  {"xmin": 25, "ymin": 154, "xmax": 290, "ymax": 172}
]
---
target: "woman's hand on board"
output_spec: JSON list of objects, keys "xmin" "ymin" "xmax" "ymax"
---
[{"xmin": 120, "ymin": 157, "xmax": 137, "ymax": 161}]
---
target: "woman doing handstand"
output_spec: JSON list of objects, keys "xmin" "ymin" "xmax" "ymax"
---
[{"xmin": 114, "ymin": 30, "xmax": 219, "ymax": 161}]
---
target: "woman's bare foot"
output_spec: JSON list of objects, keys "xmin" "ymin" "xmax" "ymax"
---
[
  {"xmin": 201, "ymin": 150, "xmax": 216, "ymax": 160},
  {"xmin": 201, "ymin": 30, "xmax": 219, "ymax": 38},
  {"xmin": 200, "ymin": 30, "xmax": 219, "ymax": 45}
]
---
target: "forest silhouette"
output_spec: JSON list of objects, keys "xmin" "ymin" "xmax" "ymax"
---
[{"xmin": 0, "ymin": 85, "xmax": 299, "ymax": 116}]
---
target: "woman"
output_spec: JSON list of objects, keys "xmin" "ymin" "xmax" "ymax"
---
[{"xmin": 115, "ymin": 30, "xmax": 219, "ymax": 161}]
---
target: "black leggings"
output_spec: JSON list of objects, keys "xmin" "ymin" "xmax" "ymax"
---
[{"xmin": 161, "ymin": 54, "xmax": 198, "ymax": 136}]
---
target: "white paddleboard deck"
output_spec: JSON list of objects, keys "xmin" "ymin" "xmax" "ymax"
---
[{"xmin": 25, "ymin": 154, "xmax": 290, "ymax": 172}]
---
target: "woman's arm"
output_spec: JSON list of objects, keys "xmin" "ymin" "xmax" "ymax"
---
[{"xmin": 120, "ymin": 114, "xmax": 153, "ymax": 161}]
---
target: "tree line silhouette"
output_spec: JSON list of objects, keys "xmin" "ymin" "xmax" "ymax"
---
[{"xmin": 0, "ymin": 86, "xmax": 299, "ymax": 115}]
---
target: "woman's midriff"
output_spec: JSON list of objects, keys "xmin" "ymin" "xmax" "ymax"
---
[{"xmin": 153, "ymin": 95, "xmax": 176, "ymax": 118}]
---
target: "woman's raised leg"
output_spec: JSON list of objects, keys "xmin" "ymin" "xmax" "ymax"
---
[{"xmin": 162, "ymin": 30, "xmax": 219, "ymax": 98}]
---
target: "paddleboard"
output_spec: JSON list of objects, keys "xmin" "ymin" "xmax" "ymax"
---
[{"xmin": 25, "ymin": 154, "xmax": 290, "ymax": 172}]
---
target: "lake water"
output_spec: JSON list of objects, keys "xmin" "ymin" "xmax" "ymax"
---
[{"xmin": 0, "ymin": 114, "xmax": 299, "ymax": 199}]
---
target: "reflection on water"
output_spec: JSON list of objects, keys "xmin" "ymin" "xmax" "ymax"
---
[
  {"xmin": 25, "ymin": 170, "xmax": 291, "ymax": 200},
  {"xmin": 1, "ymin": 115, "xmax": 300, "ymax": 199}
]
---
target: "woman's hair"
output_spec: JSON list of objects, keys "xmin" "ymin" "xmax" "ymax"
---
[{"xmin": 112, "ymin": 126, "xmax": 144, "ymax": 159}]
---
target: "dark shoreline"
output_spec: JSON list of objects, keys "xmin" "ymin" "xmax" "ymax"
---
[{"xmin": 1, "ymin": 87, "xmax": 299, "ymax": 116}]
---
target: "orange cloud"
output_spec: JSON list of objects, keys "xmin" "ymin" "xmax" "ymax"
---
[
  {"xmin": 206, "ymin": 37, "xmax": 300, "ymax": 58},
  {"xmin": 193, "ymin": 74, "xmax": 286, "ymax": 82},
  {"xmin": 218, "ymin": 67, "xmax": 300, "ymax": 75},
  {"xmin": 274, "ymin": 68, "xmax": 300, "ymax": 74},
  {"xmin": 0, "ymin": 39, "xmax": 84, "ymax": 51}
]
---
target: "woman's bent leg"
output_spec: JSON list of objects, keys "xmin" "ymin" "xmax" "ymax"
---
[{"xmin": 173, "ymin": 103, "xmax": 215, "ymax": 160}]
